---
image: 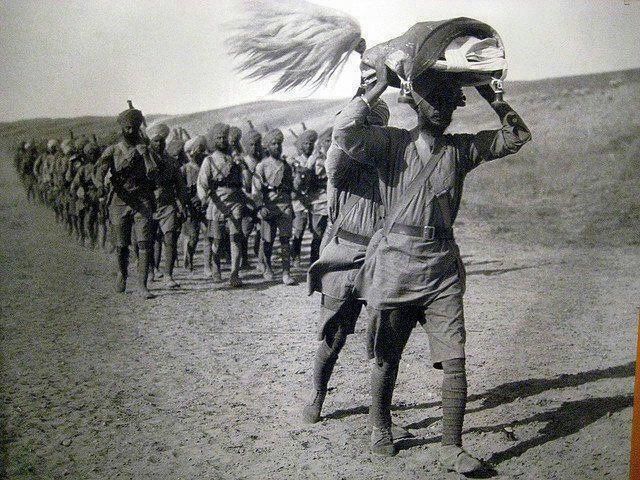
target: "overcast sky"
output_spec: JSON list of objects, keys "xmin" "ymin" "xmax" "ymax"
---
[{"xmin": 1, "ymin": 0, "xmax": 639, "ymax": 121}]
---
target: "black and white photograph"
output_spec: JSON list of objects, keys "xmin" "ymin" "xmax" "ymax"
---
[{"xmin": 1, "ymin": 1, "xmax": 639, "ymax": 478}]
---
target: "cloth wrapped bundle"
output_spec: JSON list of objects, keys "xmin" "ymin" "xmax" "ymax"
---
[{"xmin": 361, "ymin": 17, "xmax": 506, "ymax": 89}]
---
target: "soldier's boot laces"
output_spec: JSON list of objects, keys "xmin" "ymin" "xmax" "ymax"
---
[
  {"xmin": 370, "ymin": 426, "xmax": 396, "ymax": 457},
  {"xmin": 301, "ymin": 390, "xmax": 326, "ymax": 424},
  {"xmin": 438, "ymin": 445, "xmax": 483, "ymax": 475}
]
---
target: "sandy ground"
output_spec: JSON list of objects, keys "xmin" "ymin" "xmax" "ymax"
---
[{"xmin": 0, "ymin": 156, "xmax": 637, "ymax": 480}]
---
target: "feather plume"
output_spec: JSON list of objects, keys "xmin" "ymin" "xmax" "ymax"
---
[{"xmin": 226, "ymin": 0, "xmax": 363, "ymax": 93}]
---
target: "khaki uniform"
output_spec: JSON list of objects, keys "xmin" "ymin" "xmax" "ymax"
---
[
  {"xmin": 197, "ymin": 150, "xmax": 245, "ymax": 239},
  {"xmin": 333, "ymin": 97, "xmax": 531, "ymax": 365},
  {"xmin": 94, "ymin": 140, "xmax": 157, "ymax": 247},
  {"xmin": 308, "ymin": 141, "xmax": 383, "ymax": 339},
  {"xmin": 153, "ymin": 152, "xmax": 188, "ymax": 234},
  {"xmin": 253, "ymin": 155, "xmax": 294, "ymax": 241}
]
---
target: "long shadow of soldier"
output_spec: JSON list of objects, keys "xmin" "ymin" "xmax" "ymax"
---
[
  {"xmin": 471, "ymin": 393, "xmax": 633, "ymax": 465},
  {"xmin": 325, "ymin": 361, "xmax": 635, "ymax": 423}
]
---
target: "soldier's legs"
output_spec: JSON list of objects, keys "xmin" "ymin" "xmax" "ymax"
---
[
  {"xmin": 227, "ymin": 208, "xmax": 244, "ymax": 288},
  {"xmin": 291, "ymin": 209, "xmax": 308, "ymax": 267},
  {"xmin": 302, "ymin": 296, "xmax": 361, "ymax": 423},
  {"xmin": 260, "ymin": 218, "xmax": 277, "ymax": 280},
  {"xmin": 207, "ymin": 219, "xmax": 224, "ymax": 282},
  {"xmin": 369, "ymin": 307, "xmax": 421, "ymax": 456},
  {"xmin": 309, "ymin": 213, "xmax": 328, "ymax": 265},
  {"xmin": 133, "ymin": 204, "xmax": 155, "ymax": 299},
  {"xmin": 162, "ymin": 230, "xmax": 179, "ymax": 288},
  {"xmin": 110, "ymin": 204, "xmax": 133, "ymax": 293},
  {"xmin": 240, "ymin": 214, "xmax": 255, "ymax": 269},
  {"xmin": 277, "ymin": 208, "xmax": 296, "ymax": 285}
]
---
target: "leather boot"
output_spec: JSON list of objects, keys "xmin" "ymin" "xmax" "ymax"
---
[
  {"xmin": 115, "ymin": 247, "xmax": 128, "ymax": 293},
  {"xmin": 136, "ymin": 243, "xmax": 156, "ymax": 299},
  {"xmin": 301, "ymin": 390, "xmax": 326, "ymax": 424},
  {"xmin": 280, "ymin": 241, "xmax": 296, "ymax": 285}
]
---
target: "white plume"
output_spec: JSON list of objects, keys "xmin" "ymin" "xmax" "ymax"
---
[{"xmin": 226, "ymin": 0, "xmax": 363, "ymax": 93}]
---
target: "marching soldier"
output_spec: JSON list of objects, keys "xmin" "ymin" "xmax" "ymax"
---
[
  {"xmin": 70, "ymin": 140, "xmax": 101, "ymax": 247},
  {"xmin": 148, "ymin": 123, "xmax": 189, "ymax": 288},
  {"xmin": 305, "ymin": 128, "xmax": 331, "ymax": 265},
  {"xmin": 94, "ymin": 102, "xmax": 158, "ymax": 299},
  {"xmin": 180, "ymin": 135, "xmax": 209, "ymax": 274},
  {"xmin": 303, "ymin": 100, "xmax": 410, "ymax": 433},
  {"xmin": 333, "ymin": 62, "xmax": 531, "ymax": 471},
  {"xmin": 238, "ymin": 125, "xmax": 263, "ymax": 269},
  {"xmin": 197, "ymin": 123, "xmax": 245, "ymax": 287},
  {"xmin": 289, "ymin": 128, "xmax": 317, "ymax": 267},
  {"xmin": 253, "ymin": 129, "xmax": 297, "ymax": 285}
]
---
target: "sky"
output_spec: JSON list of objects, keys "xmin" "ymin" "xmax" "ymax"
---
[{"xmin": 1, "ymin": 0, "xmax": 639, "ymax": 121}]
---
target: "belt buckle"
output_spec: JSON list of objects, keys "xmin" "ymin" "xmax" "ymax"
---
[{"xmin": 423, "ymin": 225, "xmax": 435, "ymax": 240}]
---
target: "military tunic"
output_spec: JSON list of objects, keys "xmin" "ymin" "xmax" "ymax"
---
[
  {"xmin": 94, "ymin": 140, "xmax": 157, "ymax": 246},
  {"xmin": 153, "ymin": 151, "xmax": 188, "ymax": 234},
  {"xmin": 180, "ymin": 160, "xmax": 206, "ymax": 239},
  {"xmin": 196, "ymin": 150, "xmax": 245, "ymax": 238},
  {"xmin": 253, "ymin": 155, "xmax": 294, "ymax": 241},
  {"xmin": 333, "ymin": 97, "xmax": 531, "ymax": 364}
]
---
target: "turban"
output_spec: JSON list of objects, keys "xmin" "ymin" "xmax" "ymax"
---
[
  {"xmin": 263, "ymin": 129, "xmax": 284, "ymax": 145},
  {"xmin": 295, "ymin": 129, "xmax": 318, "ymax": 147},
  {"xmin": 241, "ymin": 129, "xmax": 262, "ymax": 151},
  {"xmin": 367, "ymin": 99, "xmax": 390, "ymax": 126},
  {"xmin": 147, "ymin": 123, "xmax": 170, "ymax": 141},
  {"xmin": 166, "ymin": 138, "xmax": 185, "ymax": 157},
  {"xmin": 117, "ymin": 107, "xmax": 144, "ymax": 128},
  {"xmin": 60, "ymin": 138, "xmax": 75, "ymax": 155},
  {"xmin": 74, "ymin": 137, "xmax": 89, "ymax": 152},
  {"xmin": 184, "ymin": 135, "xmax": 207, "ymax": 154},
  {"xmin": 83, "ymin": 142, "xmax": 100, "ymax": 156},
  {"xmin": 47, "ymin": 139, "xmax": 59, "ymax": 151},
  {"xmin": 207, "ymin": 123, "xmax": 230, "ymax": 150},
  {"xmin": 228, "ymin": 126, "xmax": 242, "ymax": 144}
]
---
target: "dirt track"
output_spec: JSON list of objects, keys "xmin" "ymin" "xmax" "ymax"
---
[{"xmin": 0, "ymin": 156, "xmax": 637, "ymax": 480}]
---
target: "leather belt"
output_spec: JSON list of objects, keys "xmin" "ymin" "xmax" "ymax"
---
[
  {"xmin": 336, "ymin": 228, "xmax": 371, "ymax": 246},
  {"xmin": 389, "ymin": 223, "xmax": 453, "ymax": 241}
]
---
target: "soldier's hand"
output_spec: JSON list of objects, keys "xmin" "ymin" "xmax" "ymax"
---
[{"xmin": 476, "ymin": 84, "xmax": 497, "ymax": 105}]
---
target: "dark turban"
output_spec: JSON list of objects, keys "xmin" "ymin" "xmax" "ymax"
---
[
  {"xmin": 263, "ymin": 129, "xmax": 284, "ymax": 145},
  {"xmin": 117, "ymin": 107, "xmax": 144, "ymax": 128},
  {"xmin": 228, "ymin": 126, "xmax": 242, "ymax": 144},
  {"xmin": 207, "ymin": 123, "xmax": 230, "ymax": 150}
]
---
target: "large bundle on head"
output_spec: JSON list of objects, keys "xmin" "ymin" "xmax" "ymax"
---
[
  {"xmin": 361, "ymin": 17, "xmax": 506, "ymax": 100},
  {"xmin": 226, "ymin": 0, "xmax": 364, "ymax": 93}
]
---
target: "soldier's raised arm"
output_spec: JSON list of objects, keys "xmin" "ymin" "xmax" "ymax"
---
[
  {"xmin": 332, "ymin": 62, "xmax": 391, "ymax": 167},
  {"xmin": 456, "ymin": 85, "xmax": 532, "ymax": 173}
]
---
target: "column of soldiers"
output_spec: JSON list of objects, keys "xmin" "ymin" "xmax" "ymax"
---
[{"xmin": 13, "ymin": 103, "xmax": 330, "ymax": 297}]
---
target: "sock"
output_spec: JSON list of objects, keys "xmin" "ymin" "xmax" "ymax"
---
[{"xmin": 441, "ymin": 358, "xmax": 467, "ymax": 446}]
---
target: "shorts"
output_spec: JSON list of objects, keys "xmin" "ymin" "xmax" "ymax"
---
[
  {"xmin": 292, "ymin": 209, "xmax": 308, "ymax": 237},
  {"xmin": 206, "ymin": 203, "xmax": 243, "ymax": 239},
  {"xmin": 367, "ymin": 293, "xmax": 466, "ymax": 369},
  {"xmin": 318, "ymin": 294, "xmax": 363, "ymax": 342},
  {"xmin": 261, "ymin": 205, "xmax": 293, "ymax": 242},
  {"xmin": 154, "ymin": 204, "xmax": 181, "ymax": 234},
  {"xmin": 109, "ymin": 198, "xmax": 154, "ymax": 246}
]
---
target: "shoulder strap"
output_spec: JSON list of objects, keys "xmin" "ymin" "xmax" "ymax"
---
[{"xmin": 383, "ymin": 132, "xmax": 445, "ymax": 235}]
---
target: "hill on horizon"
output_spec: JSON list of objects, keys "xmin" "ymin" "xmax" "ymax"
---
[{"xmin": 1, "ymin": 68, "xmax": 639, "ymax": 248}]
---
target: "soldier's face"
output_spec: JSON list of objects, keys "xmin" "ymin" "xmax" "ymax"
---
[
  {"xmin": 301, "ymin": 139, "xmax": 315, "ymax": 156},
  {"xmin": 268, "ymin": 140, "xmax": 282, "ymax": 159},
  {"xmin": 150, "ymin": 138, "xmax": 165, "ymax": 153},
  {"xmin": 122, "ymin": 125, "xmax": 139, "ymax": 142},
  {"xmin": 249, "ymin": 139, "xmax": 263, "ymax": 159},
  {"xmin": 213, "ymin": 131, "xmax": 229, "ymax": 152}
]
